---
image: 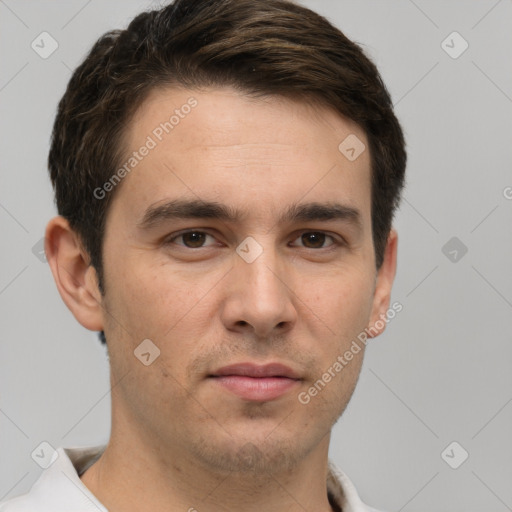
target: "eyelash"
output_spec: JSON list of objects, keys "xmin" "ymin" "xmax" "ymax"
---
[{"xmin": 165, "ymin": 230, "xmax": 342, "ymax": 250}]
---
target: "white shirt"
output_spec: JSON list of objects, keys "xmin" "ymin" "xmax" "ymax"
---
[{"xmin": 0, "ymin": 446, "xmax": 384, "ymax": 512}]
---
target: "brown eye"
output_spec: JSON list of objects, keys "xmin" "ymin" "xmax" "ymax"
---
[
  {"xmin": 168, "ymin": 231, "xmax": 216, "ymax": 248},
  {"xmin": 181, "ymin": 231, "xmax": 207, "ymax": 248},
  {"xmin": 296, "ymin": 232, "xmax": 336, "ymax": 249},
  {"xmin": 301, "ymin": 232, "xmax": 326, "ymax": 248}
]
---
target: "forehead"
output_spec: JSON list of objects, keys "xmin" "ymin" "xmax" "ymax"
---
[
  {"xmin": 128, "ymin": 86, "xmax": 366, "ymax": 150},
  {"xmin": 113, "ymin": 86, "xmax": 372, "ymax": 228}
]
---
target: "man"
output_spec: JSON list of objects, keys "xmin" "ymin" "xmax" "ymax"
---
[{"xmin": 1, "ymin": 0, "xmax": 406, "ymax": 510}]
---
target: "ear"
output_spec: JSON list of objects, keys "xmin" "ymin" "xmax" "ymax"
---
[
  {"xmin": 366, "ymin": 229, "xmax": 398, "ymax": 338},
  {"xmin": 44, "ymin": 216, "xmax": 104, "ymax": 332}
]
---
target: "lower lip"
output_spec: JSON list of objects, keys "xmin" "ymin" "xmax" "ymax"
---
[{"xmin": 211, "ymin": 376, "xmax": 299, "ymax": 401}]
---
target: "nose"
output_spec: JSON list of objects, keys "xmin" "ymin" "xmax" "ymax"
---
[{"xmin": 219, "ymin": 241, "xmax": 298, "ymax": 339}]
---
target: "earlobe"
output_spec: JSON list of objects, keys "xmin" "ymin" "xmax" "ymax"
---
[
  {"xmin": 367, "ymin": 229, "xmax": 398, "ymax": 338},
  {"xmin": 44, "ymin": 216, "xmax": 104, "ymax": 332}
]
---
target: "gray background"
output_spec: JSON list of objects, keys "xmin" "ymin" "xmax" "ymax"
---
[{"xmin": 1, "ymin": 1, "xmax": 511, "ymax": 510}]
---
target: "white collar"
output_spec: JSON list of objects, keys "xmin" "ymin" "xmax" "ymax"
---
[{"xmin": 1, "ymin": 445, "xmax": 383, "ymax": 512}]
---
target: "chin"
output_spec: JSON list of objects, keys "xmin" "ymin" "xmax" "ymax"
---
[{"xmin": 185, "ymin": 425, "xmax": 318, "ymax": 476}]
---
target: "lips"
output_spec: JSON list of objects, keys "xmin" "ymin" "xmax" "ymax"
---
[
  {"xmin": 211, "ymin": 363, "xmax": 300, "ymax": 379},
  {"xmin": 209, "ymin": 363, "xmax": 301, "ymax": 401}
]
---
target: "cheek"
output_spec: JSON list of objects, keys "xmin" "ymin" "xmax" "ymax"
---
[
  {"xmin": 307, "ymin": 270, "xmax": 375, "ymax": 336},
  {"xmin": 103, "ymin": 253, "xmax": 220, "ymax": 377},
  {"xmin": 302, "ymin": 275, "xmax": 372, "ymax": 408},
  {"xmin": 104, "ymin": 252, "xmax": 192, "ymax": 333},
  {"xmin": 102, "ymin": 259, "xmax": 201, "ymax": 407}
]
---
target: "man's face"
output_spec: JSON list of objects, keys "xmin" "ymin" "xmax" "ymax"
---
[{"xmin": 99, "ymin": 87, "xmax": 388, "ymax": 473}]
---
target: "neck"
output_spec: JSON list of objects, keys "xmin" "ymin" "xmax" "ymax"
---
[{"xmin": 81, "ymin": 422, "xmax": 334, "ymax": 512}]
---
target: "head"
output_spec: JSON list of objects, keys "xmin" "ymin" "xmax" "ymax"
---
[{"xmin": 46, "ymin": 0, "xmax": 405, "ymax": 475}]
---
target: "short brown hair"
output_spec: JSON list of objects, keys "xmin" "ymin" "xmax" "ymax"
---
[{"xmin": 49, "ymin": 0, "xmax": 406, "ymax": 293}]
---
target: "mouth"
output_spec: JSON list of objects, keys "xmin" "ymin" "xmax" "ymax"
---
[{"xmin": 208, "ymin": 363, "xmax": 302, "ymax": 402}]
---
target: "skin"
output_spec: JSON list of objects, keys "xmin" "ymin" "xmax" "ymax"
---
[{"xmin": 45, "ymin": 87, "xmax": 397, "ymax": 512}]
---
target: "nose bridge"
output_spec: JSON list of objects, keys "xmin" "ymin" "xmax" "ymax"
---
[
  {"xmin": 227, "ymin": 235, "xmax": 296, "ymax": 335},
  {"xmin": 236, "ymin": 236, "xmax": 285, "ymax": 300}
]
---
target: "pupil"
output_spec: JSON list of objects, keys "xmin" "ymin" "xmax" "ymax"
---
[
  {"xmin": 184, "ymin": 232, "xmax": 205, "ymax": 247},
  {"xmin": 303, "ymin": 232, "xmax": 325, "ymax": 248}
]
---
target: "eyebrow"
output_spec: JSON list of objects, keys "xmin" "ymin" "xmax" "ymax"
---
[{"xmin": 138, "ymin": 199, "xmax": 362, "ymax": 231}]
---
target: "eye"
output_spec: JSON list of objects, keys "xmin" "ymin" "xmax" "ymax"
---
[
  {"xmin": 290, "ymin": 232, "xmax": 337, "ymax": 249},
  {"xmin": 165, "ymin": 230, "xmax": 340, "ymax": 251},
  {"xmin": 167, "ymin": 230, "xmax": 218, "ymax": 248}
]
